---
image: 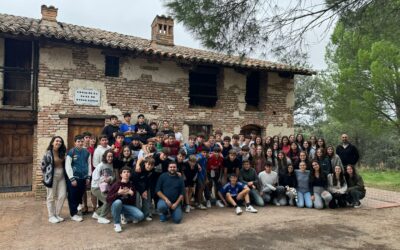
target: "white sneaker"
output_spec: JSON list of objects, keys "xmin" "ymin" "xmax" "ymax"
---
[
  {"xmin": 71, "ymin": 215, "xmax": 83, "ymax": 222},
  {"xmin": 114, "ymin": 224, "xmax": 122, "ymax": 233},
  {"xmin": 235, "ymin": 206, "xmax": 242, "ymax": 215},
  {"xmin": 189, "ymin": 205, "xmax": 195, "ymax": 210},
  {"xmin": 216, "ymin": 200, "xmax": 225, "ymax": 208},
  {"xmin": 92, "ymin": 212, "xmax": 99, "ymax": 220},
  {"xmin": 185, "ymin": 205, "xmax": 191, "ymax": 213},
  {"xmin": 197, "ymin": 204, "xmax": 207, "ymax": 210},
  {"xmin": 55, "ymin": 216, "xmax": 64, "ymax": 222},
  {"xmin": 49, "ymin": 216, "xmax": 59, "ymax": 224},
  {"xmin": 121, "ymin": 214, "xmax": 127, "ymax": 225},
  {"xmin": 77, "ymin": 204, "xmax": 82, "ymax": 211},
  {"xmin": 97, "ymin": 217, "xmax": 110, "ymax": 224},
  {"xmin": 132, "ymin": 219, "xmax": 139, "ymax": 224},
  {"xmin": 145, "ymin": 216, "xmax": 153, "ymax": 221},
  {"xmin": 353, "ymin": 202, "xmax": 362, "ymax": 208},
  {"xmin": 206, "ymin": 200, "xmax": 212, "ymax": 208},
  {"xmin": 245, "ymin": 205, "xmax": 258, "ymax": 213}
]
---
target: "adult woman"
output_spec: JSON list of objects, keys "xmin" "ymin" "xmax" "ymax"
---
[
  {"xmin": 345, "ymin": 165, "xmax": 366, "ymax": 208},
  {"xmin": 315, "ymin": 148, "xmax": 332, "ymax": 177},
  {"xmin": 327, "ymin": 165, "xmax": 348, "ymax": 208},
  {"xmin": 327, "ymin": 146, "xmax": 344, "ymax": 172},
  {"xmin": 287, "ymin": 142, "xmax": 300, "ymax": 169},
  {"xmin": 296, "ymin": 134, "xmax": 305, "ymax": 151},
  {"xmin": 310, "ymin": 160, "xmax": 332, "ymax": 209},
  {"xmin": 295, "ymin": 161, "xmax": 312, "ymax": 208},
  {"xmin": 279, "ymin": 164, "xmax": 297, "ymax": 206},
  {"xmin": 280, "ymin": 136, "xmax": 290, "ymax": 156},
  {"xmin": 299, "ymin": 151, "xmax": 311, "ymax": 170},
  {"xmin": 275, "ymin": 151, "xmax": 292, "ymax": 177},
  {"xmin": 265, "ymin": 148, "xmax": 276, "ymax": 172},
  {"xmin": 41, "ymin": 136, "xmax": 67, "ymax": 224},
  {"xmin": 91, "ymin": 150, "xmax": 115, "ymax": 224},
  {"xmin": 252, "ymin": 145, "xmax": 267, "ymax": 174}
]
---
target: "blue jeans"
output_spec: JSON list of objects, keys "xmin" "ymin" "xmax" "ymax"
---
[
  {"xmin": 297, "ymin": 191, "xmax": 313, "ymax": 208},
  {"xmin": 111, "ymin": 199, "xmax": 144, "ymax": 224},
  {"xmin": 249, "ymin": 189, "xmax": 264, "ymax": 206},
  {"xmin": 157, "ymin": 199, "xmax": 183, "ymax": 224}
]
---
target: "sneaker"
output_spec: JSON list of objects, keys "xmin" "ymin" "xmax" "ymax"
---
[
  {"xmin": 71, "ymin": 215, "xmax": 83, "ymax": 222},
  {"xmin": 145, "ymin": 216, "xmax": 153, "ymax": 221},
  {"xmin": 97, "ymin": 217, "xmax": 110, "ymax": 224},
  {"xmin": 55, "ymin": 216, "xmax": 64, "ymax": 222},
  {"xmin": 114, "ymin": 224, "xmax": 122, "ymax": 233},
  {"xmin": 206, "ymin": 200, "xmax": 212, "ymax": 208},
  {"xmin": 185, "ymin": 205, "xmax": 191, "ymax": 213},
  {"xmin": 77, "ymin": 204, "xmax": 82, "ymax": 211},
  {"xmin": 121, "ymin": 214, "xmax": 127, "ymax": 225},
  {"xmin": 49, "ymin": 216, "xmax": 60, "ymax": 224},
  {"xmin": 132, "ymin": 219, "xmax": 139, "ymax": 224},
  {"xmin": 197, "ymin": 204, "xmax": 207, "ymax": 210},
  {"xmin": 235, "ymin": 206, "xmax": 243, "ymax": 215},
  {"xmin": 92, "ymin": 212, "xmax": 99, "ymax": 220},
  {"xmin": 189, "ymin": 205, "xmax": 195, "ymax": 210},
  {"xmin": 216, "ymin": 200, "xmax": 225, "ymax": 208},
  {"xmin": 353, "ymin": 202, "xmax": 362, "ymax": 208},
  {"xmin": 245, "ymin": 205, "xmax": 258, "ymax": 213}
]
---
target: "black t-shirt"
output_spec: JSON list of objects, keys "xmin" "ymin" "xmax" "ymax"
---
[
  {"xmin": 154, "ymin": 153, "xmax": 172, "ymax": 173},
  {"xmin": 161, "ymin": 129, "xmax": 175, "ymax": 136},
  {"xmin": 102, "ymin": 124, "xmax": 119, "ymax": 146},
  {"xmin": 183, "ymin": 162, "xmax": 198, "ymax": 185},
  {"xmin": 222, "ymin": 145, "xmax": 232, "ymax": 158},
  {"xmin": 223, "ymin": 157, "xmax": 241, "ymax": 174},
  {"xmin": 135, "ymin": 123, "xmax": 151, "ymax": 143}
]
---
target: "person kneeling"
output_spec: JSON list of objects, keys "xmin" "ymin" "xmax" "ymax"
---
[
  {"xmin": 218, "ymin": 174, "xmax": 258, "ymax": 215},
  {"xmin": 106, "ymin": 167, "xmax": 144, "ymax": 233}
]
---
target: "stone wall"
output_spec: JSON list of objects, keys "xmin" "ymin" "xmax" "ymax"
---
[{"xmin": 33, "ymin": 41, "xmax": 294, "ymax": 197}]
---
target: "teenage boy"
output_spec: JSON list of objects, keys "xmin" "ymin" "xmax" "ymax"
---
[
  {"xmin": 231, "ymin": 134, "xmax": 241, "ymax": 154},
  {"xmin": 218, "ymin": 174, "xmax": 258, "ymax": 215},
  {"xmin": 239, "ymin": 133, "xmax": 245, "ymax": 147},
  {"xmin": 111, "ymin": 132, "xmax": 124, "ymax": 158},
  {"xmin": 239, "ymin": 160, "xmax": 264, "ymax": 207},
  {"xmin": 156, "ymin": 162, "xmax": 185, "ymax": 224},
  {"xmin": 93, "ymin": 135, "xmax": 111, "ymax": 168},
  {"xmin": 183, "ymin": 135, "xmax": 197, "ymax": 158},
  {"xmin": 195, "ymin": 146, "xmax": 211, "ymax": 209},
  {"xmin": 208, "ymin": 135, "xmax": 220, "ymax": 152},
  {"xmin": 65, "ymin": 135, "xmax": 92, "ymax": 222},
  {"xmin": 242, "ymin": 135, "xmax": 252, "ymax": 148},
  {"xmin": 239, "ymin": 145, "xmax": 253, "ymax": 163},
  {"xmin": 162, "ymin": 133, "xmax": 181, "ymax": 159},
  {"xmin": 173, "ymin": 123, "xmax": 183, "ymax": 142},
  {"xmin": 195, "ymin": 133, "xmax": 206, "ymax": 152},
  {"xmin": 133, "ymin": 157, "xmax": 156, "ymax": 221},
  {"xmin": 223, "ymin": 150, "xmax": 241, "ymax": 185},
  {"xmin": 176, "ymin": 150, "xmax": 187, "ymax": 175},
  {"xmin": 129, "ymin": 135, "xmax": 143, "ymax": 161},
  {"xmin": 120, "ymin": 112, "xmax": 135, "ymax": 145},
  {"xmin": 135, "ymin": 114, "xmax": 151, "ymax": 143},
  {"xmin": 215, "ymin": 129, "xmax": 223, "ymax": 144},
  {"xmin": 150, "ymin": 148, "xmax": 172, "ymax": 206},
  {"xmin": 183, "ymin": 155, "xmax": 199, "ymax": 213},
  {"xmin": 221, "ymin": 136, "xmax": 233, "ymax": 158},
  {"xmin": 82, "ymin": 131, "xmax": 92, "ymax": 148},
  {"xmin": 161, "ymin": 120, "xmax": 174, "ymax": 135},
  {"xmin": 107, "ymin": 167, "xmax": 145, "ymax": 233},
  {"xmin": 148, "ymin": 122, "xmax": 158, "ymax": 138},
  {"xmin": 155, "ymin": 132, "xmax": 165, "ymax": 152},
  {"xmin": 102, "ymin": 115, "xmax": 120, "ymax": 146},
  {"xmin": 258, "ymin": 161, "xmax": 286, "ymax": 206},
  {"xmin": 206, "ymin": 147, "xmax": 224, "ymax": 207},
  {"xmin": 138, "ymin": 138, "xmax": 157, "ymax": 159}
]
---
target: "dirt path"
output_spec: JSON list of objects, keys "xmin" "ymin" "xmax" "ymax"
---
[{"xmin": 0, "ymin": 197, "xmax": 399, "ymax": 250}]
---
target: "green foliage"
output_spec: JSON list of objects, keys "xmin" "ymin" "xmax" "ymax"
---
[{"xmin": 359, "ymin": 169, "xmax": 400, "ymax": 191}]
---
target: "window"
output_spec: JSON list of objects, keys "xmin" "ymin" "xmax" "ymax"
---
[
  {"xmin": 189, "ymin": 124, "xmax": 213, "ymax": 138},
  {"xmin": 245, "ymin": 72, "xmax": 260, "ymax": 109},
  {"xmin": 2, "ymin": 38, "xmax": 33, "ymax": 107},
  {"xmin": 189, "ymin": 66, "xmax": 219, "ymax": 107},
  {"xmin": 105, "ymin": 56, "xmax": 119, "ymax": 77}
]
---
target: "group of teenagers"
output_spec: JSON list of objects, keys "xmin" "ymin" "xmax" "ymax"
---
[{"xmin": 41, "ymin": 112, "xmax": 366, "ymax": 233}]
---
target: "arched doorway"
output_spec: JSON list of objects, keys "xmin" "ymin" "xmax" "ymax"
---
[{"xmin": 240, "ymin": 124, "xmax": 263, "ymax": 137}]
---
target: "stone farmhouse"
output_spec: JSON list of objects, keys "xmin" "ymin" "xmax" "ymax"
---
[{"xmin": 0, "ymin": 5, "xmax": 313, "ymax": 197}]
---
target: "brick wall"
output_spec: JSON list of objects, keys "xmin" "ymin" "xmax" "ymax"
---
[{"xmin": 34, "ymin": 41, "xmax": 294, "ymax": 198}]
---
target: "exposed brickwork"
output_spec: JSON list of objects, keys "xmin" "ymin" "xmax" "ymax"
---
[{"xmin": 33, "ymin": 41, "xmax": 294, "ymax": 198}]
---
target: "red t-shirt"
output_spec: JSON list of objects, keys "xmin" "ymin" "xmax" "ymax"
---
[
  {"xmin": 207, "ymin": 154, "xmax": 224, "ymax": 171},
  {"xmin": 113, "ymin": 141, "xmax": 122, "ymax": 158},
  {"xmin": 162, "ymin": 141, "xmax": 180, "ymax": 156}
]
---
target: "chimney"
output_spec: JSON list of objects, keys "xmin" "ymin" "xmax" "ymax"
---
[
  {"xmin": 151, "ymin": 15, "xmax": 174, "ymax": 46},
  {"xmin": 41, "ymin": 5, "xmax": 58, "ymax": 22}
]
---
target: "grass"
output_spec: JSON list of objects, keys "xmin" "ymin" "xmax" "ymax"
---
[{"xmin": 359, "ymin": 169, "xmax": 400, "ymax": 192}]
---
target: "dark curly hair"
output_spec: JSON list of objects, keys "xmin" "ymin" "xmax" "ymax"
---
[{"xmin": 101, "ymin": 149, "xmax": 114, "ymax": 163}]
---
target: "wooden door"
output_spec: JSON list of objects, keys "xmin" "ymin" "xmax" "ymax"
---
[
  {"xmin": 0, "ymin": 123, "xmax": 33, "ymax": 192},
  {"xmin": 68, "ymin": 119, "xmax": 105, "ymax": 149}
]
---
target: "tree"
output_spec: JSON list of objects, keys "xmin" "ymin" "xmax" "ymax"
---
[{"xmin": 163, "ymin": 0, "xmax": 374, "ymax": 58}]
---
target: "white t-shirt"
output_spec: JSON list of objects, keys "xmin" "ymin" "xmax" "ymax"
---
[{"xmin": 175, "ymin": 132, "xmax": 183, "ymax": 142}]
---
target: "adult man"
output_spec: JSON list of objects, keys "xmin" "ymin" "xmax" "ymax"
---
[
  {"xmin": 336, "ymin": 134, "xmax": 360, "ymax": 167},
  {"xmin": 65, "ymin": 135, "xmax": 92, "ymax": 222},
  {"xmin": 258, "ymin": 161, "xmax": 286, "ymax": 206},
  {"xmin": 102, "ymin": 115, "xmax": 120, "ymax": 146},
  {"xmin": 156, "ymin": 162, "xmax": 185, "ymax": 224},
  {"xmin": 218, "ymin": 174, "xmax": 258, "ymax": 215}
]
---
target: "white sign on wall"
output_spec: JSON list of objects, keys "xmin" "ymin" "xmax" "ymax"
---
[{"xmin": 74, "ymin": 88, "xmax": 101, "ymax": 106}]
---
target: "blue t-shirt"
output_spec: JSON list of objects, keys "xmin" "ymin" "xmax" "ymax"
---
[
  {"xmin": 195, "ymin": 153, "xmax": 207, "ymax": 181},
  {"xmin": 119, "ymin": 123, "xmax": 136, "ymax": 144},
  {"xmin": 220, "ymin": 182, "xmax": 245, "ymax": 197}
]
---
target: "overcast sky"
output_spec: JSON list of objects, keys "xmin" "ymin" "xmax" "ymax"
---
[{"xmin": 1, "ymin": 0, "xmax": 332, "ymax": 70}]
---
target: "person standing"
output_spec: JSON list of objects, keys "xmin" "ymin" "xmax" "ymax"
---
[
  {"xmin": 336, "ymin": 134, "xmax": 360, "ymax": 167},
  {"xmin": 102, "ymin": 115, "xmax": 120, "ymax": 146},
  {"xmin": 119, "ymin": 112, "xmax": 136, "ymax": 145},
  {"xmin": 156, "ymin": 162, "xmax": 185, "ymax": 224},
  {"xmin": 41, "ymin": 136, "xmax": 67, "ymax": 224}
]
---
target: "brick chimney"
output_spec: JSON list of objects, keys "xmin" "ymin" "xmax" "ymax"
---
[
  {"xmin": 41, "ymin": 5, "xmax": 58, "ymax": 22},
  {"xmin": 151, "ymin": 15, "xmax": 174, "ymax": 46}
]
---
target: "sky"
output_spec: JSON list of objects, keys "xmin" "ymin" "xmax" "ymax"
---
[{"xmin": 1, "ymin": 0, "xmax": 332, "ymax": 70}]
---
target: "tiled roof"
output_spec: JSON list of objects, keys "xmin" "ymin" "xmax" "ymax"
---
[{"xmin": 0, "ymin": 13, "xmax": 314, "ymax": 75}]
